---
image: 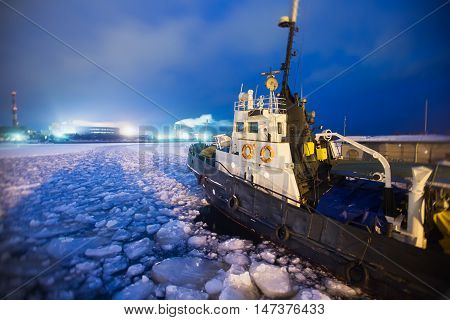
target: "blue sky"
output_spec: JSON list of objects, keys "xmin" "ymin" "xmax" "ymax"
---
[{"xmin": 0, "ymin": 0, "xmax": 449, "ymax": 135}]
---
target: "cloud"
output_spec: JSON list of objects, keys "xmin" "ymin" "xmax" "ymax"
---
[
  {"xmin": 174, "ymin": 114, "xmax": 232, "ymax": 129},
  {"xmin": 59, "ymin": 0, "xmax": 287, "ymax": 81},
  {"xmin": 175, "ymin": 114, "xmax": 212, "ymax": 128}
]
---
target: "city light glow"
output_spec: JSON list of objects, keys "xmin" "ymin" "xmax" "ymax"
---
[
  {"xmin": 11, "ymin": 133, "xmax": 26, "ymax": 141},
  {"xmin": 120, "ymin": 125, "xmax": 138, "ymax": 137}
]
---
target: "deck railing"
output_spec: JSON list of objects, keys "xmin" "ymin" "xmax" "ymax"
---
[{"xmin": 234, "ymin": 96, "xmax": 287, "ymax": 113}]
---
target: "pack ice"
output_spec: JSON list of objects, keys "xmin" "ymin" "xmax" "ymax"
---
[{"xmin": 0, "ymin": 143, "xmax": 364, "ymax": 300}]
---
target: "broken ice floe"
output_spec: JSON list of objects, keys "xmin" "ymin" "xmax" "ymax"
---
[
  {"xmin": 165, "ymin": 285, "xmax": 208, "ymax": 300},
  {"xmin": 152, "ymin": 257, "xmax": 224, "ymax": 289},
  {"xmin": 0, "ymin": 144, "xmax": 365, "ymax": 300}
]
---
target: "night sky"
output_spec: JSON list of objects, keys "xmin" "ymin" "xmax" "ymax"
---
[{"xmin": 0, "ymin": 0, "xmax": 449, "ymax": 135}]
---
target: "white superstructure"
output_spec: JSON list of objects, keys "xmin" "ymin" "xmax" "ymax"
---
[{"xmin": 215, "ymin": 85, "xmax": 301, "ymax": 204}]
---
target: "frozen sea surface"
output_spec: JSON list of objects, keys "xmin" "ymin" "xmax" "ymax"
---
[{"xmin": 0, "ymin": 143, "xmax": 366, "ymax": 299}]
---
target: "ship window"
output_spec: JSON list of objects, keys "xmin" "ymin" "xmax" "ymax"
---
[
  {"xmin": 236, "ymin": 122, "xmax": 244, "ymax": 132},
  {"xmin": 277, "ymin": 122, "xmax": 283, "ymax": 134},
  {"xmin": 249, "ymin": 122, "xmax": 258, "ymax": 133}
]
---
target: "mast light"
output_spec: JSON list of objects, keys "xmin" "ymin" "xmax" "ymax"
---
[{"xmin": 278, "ymin": 16, "xmax": 290, "ymax": 28}]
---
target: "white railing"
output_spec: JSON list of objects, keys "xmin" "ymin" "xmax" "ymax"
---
[
  {"xmin": 234, "ymin": 96, "xmax": 287, "ymax": 113},
  {"xmin": 315, "ymin": 129, "xmax": 392, "ymax": 189}
]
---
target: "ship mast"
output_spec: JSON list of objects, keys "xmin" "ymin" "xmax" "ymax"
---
[{"xmin": 280, "ymin": 0, "xmax": 299, "ymax": 94}]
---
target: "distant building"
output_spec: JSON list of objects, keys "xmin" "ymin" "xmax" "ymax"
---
[
  {"xmin": 340, "ymin": 134, "xmax": 450, "ymax": 164},
  {"xmin": 76, "ymin": 126, "xmax": 120, "ymax": 135},
  {"xmin": 49, "ymin": 121, "xmax": 122, "ymax": 141},
  {"xmin": 0, "ymin": 126, "xmax": 27, "ymax": 142}
]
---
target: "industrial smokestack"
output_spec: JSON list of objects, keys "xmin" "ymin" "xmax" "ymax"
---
[{"xmin": 11, "ymin": 90, "xmax": 18, "ymax": 128}]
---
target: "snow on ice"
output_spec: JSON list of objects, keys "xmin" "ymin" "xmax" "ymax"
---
[
  {"xmin": 127, "ymin": 264, "xmax": 145, "ymax": 277},
  {"xmin": 151, "ymin": 257, "xmax": 224, "ymax": 289},
  {"xmin": 204, "ymin": 278, "xmax": 223, "ymax": 296},
  {"xmin": 220, "ymin": 271, "xmax": 260, "ymax": 300},
  {"xmin": 113, "ymin": 276, "xmax": 154, "ymax": 300},
  {"xmin": 249, "ymin": 262, "xmax": 294, "ymax": 299},
  {"xmin": 0, "ymin": 143, "xmax": 365, "ymax": 299},
  {"xmin": 155, "ymin": 220, "xmax": 191, "ymax": 251},
  {"xmin": 224, "ymin": 253, "xmax": 250, "ymax": 266},
  {"xmin": 85, "ymin": 245, "xmax": 122, "ymax": 258},
  {"xmin": 165, "ymin": 285, "xmax": 208, "ymax": 300},
  {"xmin": 123, "ymin": 238, "xmax": 152, "ymax": 260}
]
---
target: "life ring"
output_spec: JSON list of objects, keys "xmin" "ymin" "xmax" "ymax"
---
[
  {"xmin": 345, "ymin": 261, "xmax": 369, "ymax": 286},
  {"xmin": 228, "ymin": 194, "xmax": 240, "ymax": 211},
  {"xmin": 275, "ymin": 225, "xmax": 290, "ymax": 241},
  {"xmin": 241, "ymin": 144, "xmax": 254, "ymax": 160},
  {"xmin": 260, "ymin": 145, "xmax": 274, "ymax": 163}
]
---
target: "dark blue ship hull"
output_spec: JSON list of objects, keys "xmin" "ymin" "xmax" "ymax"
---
[{"xmin": 188, "ymin": 152, "xmax": 450, "ymax": 299}]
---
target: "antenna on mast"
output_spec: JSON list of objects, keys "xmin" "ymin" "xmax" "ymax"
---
[{"xmin": 279, "ymin": 0, "xmax": 300, "ymax": 94}]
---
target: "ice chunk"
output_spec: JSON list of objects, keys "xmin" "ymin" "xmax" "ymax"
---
[
  {"xmin": 204, "ymin": 279, "xmax": 223, "ymax": 296},
  {"xmin": 75, "ymin": 214, "xmax": 95, "ymax": 224},
  {"xmin": 124, "ymin": 238, "xmax": 152, "ymax": 260},
  {"xmin": 113, "ymin": 276, "xmax": 154, "ymax": 300},
  {"xmin": 303, "ymin": 267, "xmax": 318, "ymax": 280},
  {"xmin": 218, "ymin": 238, "xmax": 253, "ymax": 252},
  {"xmin": 188, "ymin": 249, "xmax": 205, "ymax": 257},
  {"xmin": 152, "ymin": 257, "xmax": 223, "ymax": 289},
  {"xmin": 84, "ymin": 276, "xmax": 103, "ymax": 290},
  {"xmin": 29, "ymin": 219, "xmax": 40, "ymax": 227},
  {"xmin": 154, "ymin": 284, "xmax": 166, "ymax": 298},
  {"xmin": 75, "ymin": 261, "xmax": 99, "ymax": 272},
  {"xmin": 294, "ymin": 272, "xmax": 307, "ymax": 282},
  {"xmin": 159, "ymin": 191, "xmax": 169, "ymax": 201},
  {"xmin": 249, "ymin": 262, "xmax": 294, "ymax": 299},
  {"xmin": 46, "ymin": 237, "xmax": 94, "ymax": 259},
  {"xmin": 134, "ymin": 213, "xmax": 146, "ymax": 220},
  {"xmin": 259, "ymin": 250, "xmax": 276, "ymax": 264},
  {"xmin": 219, "ymin": 272, "xmax": 260, "ymax": 300},
  {"xmin": 47, "ymin": 290, "xmax": 74, "ymax": 300},
  {"xmin": 292, "ymin": 288, "xmax": 331, "ymax": 300},
  {"xmin": 104, "ymin": 192, "xmax": 139, "ymax": 206},
  {"xmin": 158, "ymin": 208, "xmax": 175, "ymax": 217},
  {"xmin": 276, "ymin": 256, "xmax": 289, "ymax": 265},
  {"xmin": 112, "ymin": 229, "xmax": 131, "ymax": 241},
  {"xmin": 105, "ymin": 275, "xmax": 130, "ymax": 296},
  {"xmin": 323, "ymin": 278, "xmax": 357, "ymax": 298},
  {"xmin": 165, "ymin": 285, "xmax": 208, "ymax": 300},
  {"xmin": 106, "ymin": 220, "xmax": 118, "ymax": 228},
  {"xmin": 103, "ymin": 255, "xmax": 128, "ymax": 275},
  {"xmin": 95, "ymin": 220, "xmax": 106, "ymax": 228},
  {"xmin": 85, "ymin": 245, "xmax": 122, "ymax": 258},
  {"xmin": 146, "ymin": 224, "xmax": 160, "ymax": 235},
  {"xmin": 127, "ymin": 264, "xmax": 145, "ymax": 277},
  {"xmin": 224, "ymin": 253, "xmax": 250, "ymax": 266},
  {"xmin": 155, "ymin": 221, "xmax": 190, "ymax": 251},
  {"xmin": 156, "ymin": 216, "xmax": 170, "ymax": 224},
  {"xmin": 187, "ymin": 236, "xmax": 207, "ymax": 249},
  {"xmin": 228, "ymin": 264, "xmax": 247, "ymax": 275}
]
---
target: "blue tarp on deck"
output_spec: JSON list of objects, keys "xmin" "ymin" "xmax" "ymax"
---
[{"xmin": 317, "ymin": 179, "xmax": 393, "ymax": 233}]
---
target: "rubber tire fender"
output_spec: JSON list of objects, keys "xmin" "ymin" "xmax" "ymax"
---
[
  {"xmin": 197, "ymin": 175, "xmax": 206, "ymax": 185},
  {"xmin": 275, "ymin": 225, "xmax": 290, "ymax": 241},
  {"xmin": 228, "ymin": 194, "xmax": 239, "ymax": 211},
  {"xmin": 345, "ymin": 261, "xmax": 369, "ymax": 286}
]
